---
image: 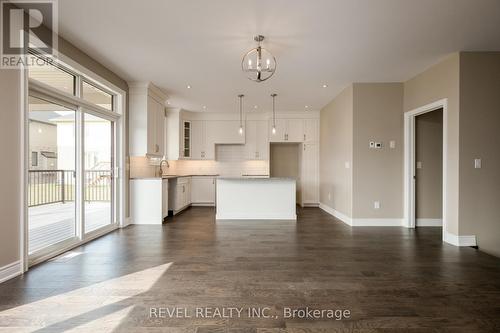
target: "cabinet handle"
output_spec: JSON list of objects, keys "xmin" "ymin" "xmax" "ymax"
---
[
  {"xmin": 304, "ymin": 134, "xmax": 306, "ymax": 141},
  {"xmin": 183, "ymin": 185, "xmax": 185, "ymax": 193},
  {"xmin": 155, "ymin": 144, "xmax": 159, "ymax": 152}
]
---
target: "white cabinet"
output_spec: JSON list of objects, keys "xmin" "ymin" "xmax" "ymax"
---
[
  {"xmin": 190, "ymin": 121, "xmax": 215, "ymax": 160},
  {"xmin": 206, "ymin": 120, "xmax": 245, "ymax": 144},
  {"xmin": 301, "ymin": 143, "xmax": 319, "ymax": 206},
  {"xmin": 162, "ymin": 179, "xmax": 169, "ymax": 218},
  {"xmin": 129, "ymin": 82, "xmax": 167, "ymax": 157},
  {"xmin": 269, "ymin": 119, "xmax": 304, "ymax": 143},
  {"xmin": 245, "ymin": 120, "xmax": 269, "ymax": 160},
  {"xmin": 181, "ymin": 120, "xmax": 191, "ymax": 159},
  {"xmin": 191, "ymin": 176, "xmax": 216, "ymax": 205},
  {"xmin": 169, "ymin": 177, "xmax": 191, "ymax": 214},
  {"xmin": 286, "ymin": 119, "xmax": 304, "ymax": 142},
  {"xmin": 304, "ymin": 119, "xmax": 319, "ymax": 143},
  {"xmin": 130, "ymin": 179, "xmax": 168, "ymax": 224}
]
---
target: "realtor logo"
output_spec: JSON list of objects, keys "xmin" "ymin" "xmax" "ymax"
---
[{"xmin": 1, "ymin": 0, "xmax": 57, "ymax": 68}]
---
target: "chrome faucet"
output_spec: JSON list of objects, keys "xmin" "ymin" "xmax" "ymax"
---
[{"xmin": 159, "ymin": 159, "xmax": 170, "ymax": 177}]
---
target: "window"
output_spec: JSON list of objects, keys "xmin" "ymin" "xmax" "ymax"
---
[
  {"xmin": 82, "ymin": 81, "xmax": 113, "ymax": 111},
  {"xmin": 28, "ymin": 56, "xmax": 76, "ymax": 95},
  {"xmin": 31, "ymin": 151, "xmax": 38, "ymax": 167}
]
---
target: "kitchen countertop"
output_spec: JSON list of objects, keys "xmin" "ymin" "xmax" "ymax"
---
[{"xmin": 130, "ymin": 174, "xmax": 219, "ymax": 180}]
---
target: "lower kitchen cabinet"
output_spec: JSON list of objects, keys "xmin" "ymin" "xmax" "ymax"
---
[
  {"xmin": 191, "ymin": 176, "xmax": 216, "ymax": 205},
  {"xmin": 168, "ymin": 177, "xmax": 192, "ymax": 215}
]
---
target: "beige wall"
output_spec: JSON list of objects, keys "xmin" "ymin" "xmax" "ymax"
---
[
  {"xmin": 415, "ymin": 109, "xmax": 443, "ymax": 219},
  {"xmin": 352, "ymin": 83, "xmax": 404, "ymax": 219},
  {"xmin": 459, "ymin": 52, "xmax": 500, "ymax": 257},
  {"xmin": 403, "ymin": 53, "xmax": 460, "ymax": 235},
  {"xmin": 0, "ymin": 36, "xmax": 128, "ymax": 269},
  {"xmin": 0, "ymin": 70, "xmax": 22, "ymax": 267},
  {"xmin": 320, "ymin": 85, "xmax": 353, "ymax": 216}
]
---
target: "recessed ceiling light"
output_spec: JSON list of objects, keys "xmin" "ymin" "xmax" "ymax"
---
[
  {"xmin": 254, "ymin": 105, "xmax": 258, "ymax": 109},
  {"xmin": 202, "ymin": 105, "xmax": 207, "ymax": 110},
  {"xmin": 322, "ymin": 84, "xmax": 328, "ymax": 88},
  {"xmin": 166, "ymin": 100, "xmax": 171, "ymax": 105},
  {"xmin": 305, "ymin": 105, "xmax": 309, "ymax": 110},
  {"xmin": 187, "ymin": 85, "xmax": 191, "ymax": 89}
]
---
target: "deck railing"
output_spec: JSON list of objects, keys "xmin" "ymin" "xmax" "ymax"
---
[{"xmin": 28, "ymin": 170, "xmax": 111, "ymax": 207}]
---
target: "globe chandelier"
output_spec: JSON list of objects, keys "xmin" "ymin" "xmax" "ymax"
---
[{"xmin": 241, "ymin": 35, "xmax": 277, "ymax": 82}]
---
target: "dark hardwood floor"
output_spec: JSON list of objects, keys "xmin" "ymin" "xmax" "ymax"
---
[{"xmin": 0, "ymin": 207, "xmax": 499, "ymax": 332}]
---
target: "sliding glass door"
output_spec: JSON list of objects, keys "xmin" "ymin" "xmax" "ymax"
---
[
  {"xmin": 27, "ymin": 53, "xmax": 121, "ymax": 265},
  {"xmin": 28, "ymin": 96, "xmax": 77, "ymax": 255},
  {"xmin": 84, "ymin": 113, "xmax": 114, "ymax": 233}
]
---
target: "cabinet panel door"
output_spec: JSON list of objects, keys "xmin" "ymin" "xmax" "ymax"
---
[
  {"xmin": 304, "ymin": 119, "xmax": 319, "ymax": 143},
  {"xmin": 175, "ymin": 184, "xmax": 184, "ymax": 210},
  {"xmin": 255, "ymin": 120, "xmax": 269, "ymax": 160},
  {"xmin": 190, "ymin": 120, "xmax": 204, "ymax": 159},
  {"xmin": 269, "ymin": 119, "xmax": 287, "ymax": 142},
  {"xmin": 302, "ymin": 143, "xmax": 319, "ymax": 204},
  {"xmin": 162, "ymin": 179, "xmax": 169, "ymax": 218},
  {"xmin": 286, "ymin": 119, "xmax": 304, "ymax": 142},
  {"xmin": 156, "ymin": 102, "xmax": 165, "ymax": 156},
  {"xmin": 146, "ymin": 95, "xmax": 157, "ymax": 155},
  {"xmin": 191, "ymin": 177, "xmax": 215, "ymax": 204}
]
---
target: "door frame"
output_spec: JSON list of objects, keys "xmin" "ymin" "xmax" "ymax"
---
[
  {"xmin": 21, "ymin": 52, "xmax": 127, "ymax": 270},
  {"xmin": 403, "ymin": 98, "xmax": 447, "ymax": 241}
]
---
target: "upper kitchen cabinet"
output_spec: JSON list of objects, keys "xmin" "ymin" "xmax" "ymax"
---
[
  {"xmin": 304, "ymin": 118, "xmax": 320, "ymax": 142},
  {"xmin": 245, "ymin": 120, "xmax": 269, "ymax": 160},
  {"xmin": 190, "ymin": 120, "xmax": 215, "ymax": 160},
  {"xmin": 269, "ymin": 118, "xmax": 304, "ymax": 143},
  {"xmin": 129, "ymin": 82, "xmax": 167, "ymax": 157},
  {"xmin": 206, "ymin": 120, "xmax": 245, "ymax": 145}
]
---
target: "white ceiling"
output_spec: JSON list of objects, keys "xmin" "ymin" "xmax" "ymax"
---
[{"xmin": 58, "ymin": 0, "xmax": 500, "ymax": 113}]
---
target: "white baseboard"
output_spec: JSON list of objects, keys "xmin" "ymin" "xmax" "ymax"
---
[
  {"xmin": 122, "ymin": 217, "xmax": 132, "ymax": 228},
  {"xmin": 351, "ymin": 218, "xmax": 403, "ymax": 226},
  {"xmin": 444, "ymin": 232, "xmax": 477, "ymax": 247},
  {"xmin": 319, "ymin": 203, "xmax": 352, "ymax": 226},
  {"xmin": 416, "ymin": 218, "xmax": 442, "ymax": 227},
  {"xmin": 319, "ymin": 203, "xmax": 403, "ymax": 226},
  {"xmin": 216, "ymin": 214, "xmax": 297, "ymax": 221},
  {"xmin": 0, "ymin": 261, "xmax": 22, "ymax": 284}
]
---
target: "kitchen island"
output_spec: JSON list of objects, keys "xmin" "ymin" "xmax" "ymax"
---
[{"xmin": 216, "ymin": 177, "xmax": 296, "ymax": 220}]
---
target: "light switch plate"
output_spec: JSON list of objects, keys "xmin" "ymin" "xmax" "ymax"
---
[
  {"xmin": 374, "ymin": 201, "xmax": 380, "ymax": 209},
  {"xmin": 345, "ymin": 162, "xmax": 350, "ymax": 169},
  {"xmin": 474, "ymin": 159, "xmax": 481, "ymax": 169},
  {"xmin": 416, "ymin": 161, "xmax": 422, "ymax": 169},
  {"xmin": 389, "ymin": 140, "xmax": 396, "ymax": 149}
]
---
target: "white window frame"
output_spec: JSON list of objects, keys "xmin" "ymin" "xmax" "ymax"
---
[{"xmin": 21, "ymin": 52, "xmax": 127, "ymax": 270}]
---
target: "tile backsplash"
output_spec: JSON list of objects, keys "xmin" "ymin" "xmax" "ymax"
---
[{"xmin": 130, "ymin": 145, "xmax": 269, "ymax": 178}]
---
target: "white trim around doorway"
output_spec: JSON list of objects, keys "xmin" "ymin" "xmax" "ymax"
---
[{"xmin": 403, "ymin": 99, "xmax": 448, "ymax": 240}]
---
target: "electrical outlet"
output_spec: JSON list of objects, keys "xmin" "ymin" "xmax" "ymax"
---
[
  {"xmin": 375, "ymin": 142, "xmax": 382, "ymax": 149},
  {"xmin": 389, "ymin": 140, "xmax": 396, "ymax": 149},
  {"xmin": 374, "ymin": 201, "xmax": 380, "ymax": 209},
  {"xmin": 416, "ymin": 161, "xmax": 422, "ymax": 169},
  {"xmin": 369, "ymin": 141, "xmax": 375, "ymax": 148}
]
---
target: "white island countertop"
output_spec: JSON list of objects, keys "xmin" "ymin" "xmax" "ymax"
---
[{"xmin": 216, "ymin": 177, "xmax": 296, "ymax": 220}]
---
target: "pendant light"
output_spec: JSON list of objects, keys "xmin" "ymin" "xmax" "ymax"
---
[
  {"xmin": 242, "ymin": 35, "xmax": 277, "ymax": 82},
  {"xmin": 238, "ymin": 94, "xmax": 244, "ymax": 135},
  {"xmin": 271, "ymin": 93, "xmax": 277, "ymax": 134}
]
